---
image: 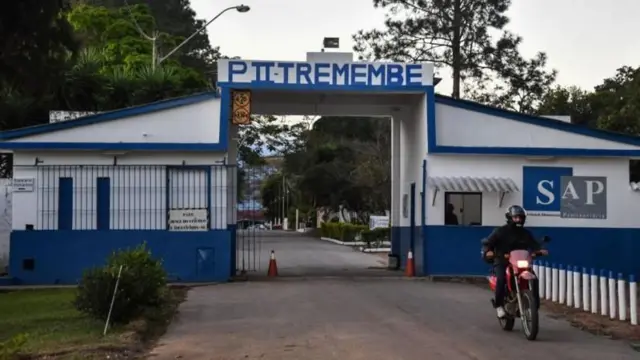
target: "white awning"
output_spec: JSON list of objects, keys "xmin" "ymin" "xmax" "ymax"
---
[{"xmin": 428, "ymin": 176, "xmax": 520, "ymax": 193}]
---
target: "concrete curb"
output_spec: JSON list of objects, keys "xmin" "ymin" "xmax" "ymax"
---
[{"xmin": 319, "ymin": 236, "xmax": 391, "ymax": 247}]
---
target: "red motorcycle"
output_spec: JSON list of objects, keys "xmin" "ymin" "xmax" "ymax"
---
[{"xmin": 485, "ymin": 237, "xmax": 549, "ymax": 341}]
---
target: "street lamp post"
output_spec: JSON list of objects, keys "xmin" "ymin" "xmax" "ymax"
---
[{"xmin": 152, "ymin": 4, "xmax": 250, "ymax": 70}]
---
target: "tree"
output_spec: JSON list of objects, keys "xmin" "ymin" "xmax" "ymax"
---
[
  {"xmin": 465, "ymin": 51, "xmax": 557, "ymax": 113},
  {"xmin": 591, "ymin": 66, "xmax": 640, "ymax": 135},
  {"xmin": 535, "ymin": 85, "xmax": 595, "ymax": 126},
  {"xmin": 0, "ymin": 0, "xmax": 79, "ymax": 129},
  {"xmin": 80, "ymin": 0, "xmax": 221, "ymax": 75},
  {"xmin": 353, "ymin": 0, "xmax": 556, "ymax": 106},
  {"xmin": 354, "ymin": 0, "xmax": 518, "ymax": 98}
]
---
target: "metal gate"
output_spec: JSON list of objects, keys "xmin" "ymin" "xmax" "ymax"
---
[{"xmin": 235, "ymin": 163, "xmax": 278, "ymax": 274}]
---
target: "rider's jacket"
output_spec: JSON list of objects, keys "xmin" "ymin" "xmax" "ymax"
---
[{"xmin": 484, "ymin": 224, "xmax": 541, "ymax": 264}]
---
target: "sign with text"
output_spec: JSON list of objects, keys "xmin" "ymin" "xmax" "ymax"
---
[
  {"xmin": 12, "ymin": 178, "xmax": 35, "ymax": 192},
  {"xmin": 231, "ymin": 90, "xmax": 252, "ymax": 125},
  {"xmin": 217, "ymin": 59, "xmax": 434, "ymax": 87},
  {"xmin": 168, "ymin": 209, "xmax": 208, "ymax": 231},
  {"xmin": 522, "ymin": 166, "xmax": 573, "ymax": 216},
  {"xmin": 560, "ymin": 176, "xmax": 607, "ymax": 219}
]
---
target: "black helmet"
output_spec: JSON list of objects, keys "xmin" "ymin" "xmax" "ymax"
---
[{"xmin": 505, "ymin": 205, "xmax": 527, "ymax": 226}]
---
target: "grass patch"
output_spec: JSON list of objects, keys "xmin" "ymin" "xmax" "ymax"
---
[{"xmin": 0, "ymin": 286, "xmax": 188, "ymax": 359}]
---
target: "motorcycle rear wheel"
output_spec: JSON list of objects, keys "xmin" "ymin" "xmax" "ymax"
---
[{"xmin": 520, "ymin": 290, "xmax": 539, "ymax": 341}]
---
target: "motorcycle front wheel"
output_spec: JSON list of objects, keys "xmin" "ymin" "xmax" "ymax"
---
[{"xmin": 519, "ymin": 289, "xmax": 539, "ymax": 341}]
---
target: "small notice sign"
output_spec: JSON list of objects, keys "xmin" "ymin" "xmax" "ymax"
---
[
  {"xmin": 231, "ymin": 90, "xmax": 252, "ymax": 125},
  {"xmin": 168, "ymin": 209, "xmax": 208, "ymax": 231},
  {"xmin": 12, "ymin": 178, "xmax": 35, "ymax": 192}
]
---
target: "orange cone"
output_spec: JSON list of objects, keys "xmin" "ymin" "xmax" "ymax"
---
[
  {"xmin": 405, "ymin": 250, "xmax": 415, "ymax": 277},
  {"xmin": 267, "ymin": 250, "xmax": 278, "ymax": 277}
]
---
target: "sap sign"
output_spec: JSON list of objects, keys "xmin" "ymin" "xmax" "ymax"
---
[
  {"xmin": 522, "ymin": 166, "xmax": 573, "ymax": 213},
  {"xmin": 217, "ymin": 59, "xmax": 434, "ymax": 88}
]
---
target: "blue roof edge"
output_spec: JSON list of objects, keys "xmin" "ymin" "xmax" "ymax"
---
[
  {"xmin": 0, "ymin": 91, "xmax": 219, "ymax": 140},
  {"xmin": 434, "ymin": 94, "xmax": 640, "ymax": 147}
]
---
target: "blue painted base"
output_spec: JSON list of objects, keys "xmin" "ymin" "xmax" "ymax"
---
[
  {"xmin": 0, "ymin": 277, "xmax": 16, "ymax": 286},
  {"xmin": 9, "ymin": 230, "xmax": 232, "ymax": 285},
  {"xmin": 424, "ymin": 226, "xmax": 640, "ymax": 277},
  {"xmin": 391, "ymin": 226, "xmax": 424, "ymax": 276}
]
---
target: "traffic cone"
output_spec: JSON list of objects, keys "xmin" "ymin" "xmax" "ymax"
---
[
  {"xmin": 267, "ymin": 250, "xmax": 278, "ymax": 277},
  {"xmin": 405, "ymin": 250, "xmax": 415, "ymax": 277}
]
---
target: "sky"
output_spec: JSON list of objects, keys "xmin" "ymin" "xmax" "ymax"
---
[{"xmin": 191, "ymin": 0, "xmax": 640, "ymax": 97}]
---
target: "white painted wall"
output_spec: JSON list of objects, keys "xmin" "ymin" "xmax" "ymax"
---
[
  {"xmin": 11, "ymin": 151, "xmax": 228, "ymax": 230},
  {"xmin": 435, "ymin": 103, "xmax": 640, "ymax": 151},
  {"xmin": 7, "ymin": 98, "xmax": 221, "ymax": 144},
  {"xmin": 426, "ymin": 155, "xmax": 640, "ymax": 228}
]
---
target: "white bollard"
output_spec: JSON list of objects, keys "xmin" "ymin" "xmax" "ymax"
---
[
  {"xmin": 590, "ymin": 269, "xmax": 598, "ymax": 314},
  {"xmin": 533, "ymin": 261, "xmax": 540, "ymax": 284},
  {"xmin": 573, "ymin": 266, "xmax": 581, "ymax": 309},
  {"xmin": 600, "ymin": 269, "xmax": 608, "ymax": 317},
  {"xmin": 582, "ymin": 267, "xmax": 590, "ymax": 312},
  {"xmin": 559, "ymin": 264, "xmax": 566, "ymax": 304},
  {"xmin": 630, "ymin": 275, "xmax": 637, "ymax": 325},
  {"xmin": 567, "ymin": 266, "xmax": 574, "ymax": 307},
  {"xmin": 545, "ymin": 262, "xmax": 552, "ymax": 300},
  {"xmin": 552, "ymin": 264, "xmax": 559, "ymax": 302},
  {"xmin": 539, "ymin": 262, "xmax": 546, "ymax": 299},
  {"xmin": 609, "ymin": 271, "xmax": 617, "ymax": 320},
  {"xmin": 618, "ymin": 273, "xmax": 627, "ymax": 322}
]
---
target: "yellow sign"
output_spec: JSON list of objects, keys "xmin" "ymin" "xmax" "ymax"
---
[{"xmin": 231, "ymin": 90, "xmax": 251, "ymax": 125}]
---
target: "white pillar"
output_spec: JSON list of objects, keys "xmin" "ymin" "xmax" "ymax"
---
[
  {"xmin": 609, "ymin": 271, "xmax": 617, "ymax": 320},
  {"xmin": 590, "ymin": 269, "xmax": 598, "ymax": 314},
  {"xmin": 558, "ymin": 265, "xmax": 566, "ymax": 304},
  {"xmin": 600, "ymin": 269, "xmax": 608, "ymax": 317},
  {"xmin": 618, "ymin": 273, "xmax": 627, "ymax": 322},
  {"xmin": 582, "ymin": 268, "xmax": 590, "ymax": 312},
  {"xmin": 551, "ymin": 264, "xmax": 559, "ymax": 302},
  {"xmin": 573, "ymin": 266, "xmax": 581, "ymax": 309},
  {"xmin": 545, "ymin": 263, "xmax": 552, "ymax": 300},
  {"xmin": 630, "ymin": 275, "xmax": 637, "ymax": 325},
  {"xmin": 567, "ymin": 266, "xmax": 574, "ymax": 307}
]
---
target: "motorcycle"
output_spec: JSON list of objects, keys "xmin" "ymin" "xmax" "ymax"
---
[{"xmin": 484, "ymin": 236, "xmax": 550, "ymax": 341}]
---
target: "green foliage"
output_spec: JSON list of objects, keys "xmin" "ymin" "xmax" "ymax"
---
[
  {"xmin": 74, "ymin": 243, "xmax": 168, "ymax": 324},
  {"xmin": 0, "ymin": 333, "xmax": 27, "ymax": 360},
  {"xmin": 320, "ymin": 222, "xmax": 369, "ymax": 242},
  {"xmin": 361, "ymin": 227, "xmax": 390, "ymax": 244}
]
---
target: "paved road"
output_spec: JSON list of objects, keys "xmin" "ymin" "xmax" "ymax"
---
[
  {"xmin": 149, "ymin": 233, "xmax": 638, "ymax": 359},
  {"xmin": 235, "ymin": 230, "xmax": 391, "ymax": 277},
  {"xmin": 150, "ymin": 278, "xmax": 638, "ymax": 360}
]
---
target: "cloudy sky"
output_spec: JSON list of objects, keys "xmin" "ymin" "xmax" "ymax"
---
[{"xmin": 191, "ymin": 0, "xmax": 639, "ymax": 97}]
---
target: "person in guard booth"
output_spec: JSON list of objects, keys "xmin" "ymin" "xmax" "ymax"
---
[
  {"xmin": 481, "ymin": 205, "xmax": 547, "ymax": 318},
  {"xmin": 444, "ymin": 203, "xmax": 459, "ymax": 225}
]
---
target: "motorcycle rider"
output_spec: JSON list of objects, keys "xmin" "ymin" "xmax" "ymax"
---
[{"xmin": 483, "ymin": 205, "xmax": 548, "ymax": 318}]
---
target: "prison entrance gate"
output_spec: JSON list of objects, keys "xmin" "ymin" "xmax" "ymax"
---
[
  {"xmin": 219, "ymin": 53, "xmax": 432, "ymax": 277},
  {"xmin": 234, "ymin": 164, "xmax": 279, "ymax": 274}
]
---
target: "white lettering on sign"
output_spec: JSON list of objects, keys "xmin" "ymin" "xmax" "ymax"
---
[
  {"xmin": 218, "ymin": 60, "xmax": 434, "ymax": 87},
  {"xmin": 535, "ymin": 180, "xmax": 554, "ymax": 205},
  {"xmin": 12, "ymin": 178, "xmax": 35, "ymax": 192},
  {"xmin": 168, "ymin": 209, "xmax": 208, "ymax": 231}
]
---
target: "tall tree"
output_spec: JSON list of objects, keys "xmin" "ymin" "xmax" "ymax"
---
[
  {"xmin": 0, "ymin": 0, "xmax": 79, "ymax": 129},
  {"xmin": 353, "ymin": 0, "xmax": 556, "ymax": 104},
  {"xmin": 354, "ymin": 0, "xmax": 519, "ymax": 98},
  {"xmin": 535, "ymin": 85, "xmax": 595, "ymax": 126},
  {"xmin": 80, "ymin": 0, "xmax": 221, "ymax": 76}
]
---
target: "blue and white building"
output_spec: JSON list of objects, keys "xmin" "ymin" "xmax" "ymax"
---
[{"xmin": 1, "ymin": 51, "xmax": 639, "ymax": 285}]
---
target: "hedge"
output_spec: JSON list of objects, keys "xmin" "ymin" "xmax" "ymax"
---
[
  {"xmin": 320, "ymin": 222, "xmax": 368, "ymax": 242},
  {"xmin": 320, "ymin": 222, "xmax": 390, "ymax": 244}
]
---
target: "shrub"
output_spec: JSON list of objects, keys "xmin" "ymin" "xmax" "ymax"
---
[
  {"xmin": 320, "ymin": 222, "xmax": 368, "ymax": 242},
  {"xmin": 74, "ymin": 243, "xmax": 168, "ymax": 324},
  {"xmin": 361, "ymin": 227, "xmax": 390, "ymax": 247}
]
